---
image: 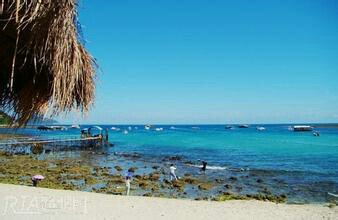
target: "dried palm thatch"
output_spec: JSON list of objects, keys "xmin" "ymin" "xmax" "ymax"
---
[{"xmin": 0, "ymin": 0, "xmax": 96, "ymax": 125}]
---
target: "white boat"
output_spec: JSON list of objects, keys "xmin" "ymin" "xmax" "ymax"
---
[
  {"xmin": 313, "ymin": 131, "xmax": 320, "ymax": 136},
  {"xmin": 111, "ymin": 126, "xmax": 120, "ymax": 131},
  {"xmin": 51, "ymin": 126, "xmax": 67, "ymax": 130},
  {"xmin": 145, "ymin": 125, "xmax": 151, "ymax": 130},
  {"xmin": 170, "ymin": 126, "xmax": 176, "ymax": 130},
  {"xmin": 256, "ymin": 126, "xmax": 266, "ymax": 131},
  {"xmin": 123, "ymin": 130, "xmax": 129, "ymax": 134},
  {"xmin": 155, "ymin": 128, "xmax": 163, "ymax": 131},
  {"xmin": 292, "ymin": 125, "xmax": 313, "ymax": 132},
  {"xmin": 70, "ymin": 124, "xmax": 80, "ymax": 129},
  {"xmin": 128, "ymin": 126, "xmax": 132, "ymax": 131}
]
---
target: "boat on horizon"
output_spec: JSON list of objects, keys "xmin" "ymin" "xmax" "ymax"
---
[
  {"xmin": 145, "ymin": 125, "xmax": 152, "ymax": 130},
  {"xmin": 70, "ymin": 124, "xmax": 80, "ymax": 129},
  {"xmin": 111, "ymin": 126, "xmax": 120, "ymax": 131},
  {"xmin": 225, "ymin": 125, "xmax": 234, "ymax": 129},
  {"xmin": 238, "ymin": 124, "xmax": 249, "ymax": 128},
  {"xmin": 292, "ymin": 125, "xmax": 313, "ymax": 132},
  {"xmin": 256, "ymin": 126, "xmax": 266, "ymax": 131},
  {"xmin": 37, "ymin": 125, "xmax": 67, "ymax": 131}
]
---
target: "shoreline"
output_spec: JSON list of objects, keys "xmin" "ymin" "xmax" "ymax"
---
[
  {"xmin": 1, "ymin": 125, "xmax": 338, "ymax": 204},
  {"xmin": 0, "ymin": 183, "xmax": 336, "ymax": 220},
  {"xmin": 0, "ymin": 146, "xmax": 336, "ymax": 204}
]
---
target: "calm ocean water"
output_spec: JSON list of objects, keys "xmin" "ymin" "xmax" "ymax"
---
[{"xmin": 2, "ymin": 124, "xmax": 338, "ymax": 203}]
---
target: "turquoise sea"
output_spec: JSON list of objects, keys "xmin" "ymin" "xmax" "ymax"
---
[{"xmin": 1, "ymin": 124, "xmax": 338, "ymax": 203}]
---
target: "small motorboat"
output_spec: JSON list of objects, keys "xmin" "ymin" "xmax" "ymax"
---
[
  {"xmin": 38, "ymin": 125, "xmax": 67, "ymax": 131},
  {"xmin": 313, "ymin": 131, "xmax": 320, "ymax": 136},
  {"xmin": 111, "ymin": 127, "xmax": 120, "ymax": 131},
  {"xmin": 70, "ymin": 124, "xmax": 80, "ymax": 129},
  {"xmin": 225, "ymin": 125, "xmax": 233, "ymax": 129},
  {"xmin": 256, "ymin": 126, "xmax": 266, "ymax": 131},
  {"xmin": 238, "ymin": 124, "xmax": 249, "ymax": 128},
  {"xmin": 155, "ymin": 128, "xmax": 163, "ymax": 131},
  {"xmin": 145, "ymin": 125, "xmax": 151, "ymax": 130},
  {"xmin": 123, "ymin": 130, "xmax": 129, "ymax": 134}
]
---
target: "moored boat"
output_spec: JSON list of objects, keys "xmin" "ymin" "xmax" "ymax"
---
[{"xmin": 70, "ymin": 124, "xmax": 80, "ymax": 129}]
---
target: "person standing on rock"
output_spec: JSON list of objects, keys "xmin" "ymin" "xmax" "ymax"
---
[
  {"xmin": 125, "ymin": 168, "xmax": 133, "ymax": 195},
  {"xmin": 169, "ymin": 164, "xmax": 178, "ymax": 181}
]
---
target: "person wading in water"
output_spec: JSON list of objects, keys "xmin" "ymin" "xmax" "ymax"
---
[{"xmin": 201, "ymin": 161, "xmax": 207, "ymax": 173}]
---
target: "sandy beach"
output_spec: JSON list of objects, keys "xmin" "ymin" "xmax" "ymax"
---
[{"xmin": 0, "ymin": 184, "xmax": 336, "ymax": 220}]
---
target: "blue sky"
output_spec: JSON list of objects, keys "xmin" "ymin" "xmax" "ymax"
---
[{"xmin": 61, "ymin": 0, "xmax": 338, "ymax": 124}]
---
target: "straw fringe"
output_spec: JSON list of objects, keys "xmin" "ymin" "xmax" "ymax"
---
[{"xmin": 0, "ymin": 0, "xmax": 96, "ymax": 125}]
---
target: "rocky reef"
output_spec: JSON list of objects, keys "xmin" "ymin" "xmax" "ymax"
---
[{"xmin": 0, "ymin": 152, "xmax": 290, "ymax": 203}]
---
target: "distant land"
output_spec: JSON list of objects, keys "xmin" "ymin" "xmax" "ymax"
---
[
  {"xmin": 27, "ymin": 115, "xmax": 58, "ymax": 125},
  {"xmin": 0, "ymin": 111, "xmax": 58, "ymax": 126},
  {"xmin": 0, "ymin": 111, "xmax": 11, "ymax": 125}
]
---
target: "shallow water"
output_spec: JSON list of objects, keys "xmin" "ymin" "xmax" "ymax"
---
[{"xmin": 1, "ymin": 124, "xmax": 338, "ymax": 203}]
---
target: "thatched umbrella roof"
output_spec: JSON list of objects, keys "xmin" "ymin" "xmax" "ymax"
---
[{"xmin": 0, "ymin": 0, "xmax": 96, "ymax": 125}]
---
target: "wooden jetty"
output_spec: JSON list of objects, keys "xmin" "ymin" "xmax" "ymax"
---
[
  {"xmin": 0, "ymin": 126, "xmax": 111, "ymax": 154},
  {"xmin": 0, "ymin": 136, "xmax": 102, "ymax": 146}
]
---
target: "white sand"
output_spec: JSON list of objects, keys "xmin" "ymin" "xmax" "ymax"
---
[{"xmin": 0, "ymin": 184, "xmax": 336, "ymax": 220}]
